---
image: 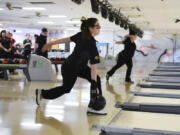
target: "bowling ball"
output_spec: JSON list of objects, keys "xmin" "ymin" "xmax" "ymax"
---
[
  {"xmin": 19, "ymin": 59, "xmax": 27, "ymax": 64},
  {"xmin": 14, "ymin": 59, "xmax": 20, "ymax": 64},
  {"xmin": 89, "ymin": 95, "xmax": 106, "ymax": 111},
  {"xmin": 2, "ymin": 60, "xmax": 8, "ymax": 64},
  {"xmin": 8, "ymin": 60, "xmax": 14, "ymax": 64}
]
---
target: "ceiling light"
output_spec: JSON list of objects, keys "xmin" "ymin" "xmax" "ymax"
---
[
  {"xmin": 120, "ymin": 20, "xmax": 125, "ymax": 28},
  {"xmin": 101, "ymin": 6, "xmax": 108, "ymax": 19},
  {"xmin": 90, "ymin": 0, "xmax": 100, "ymax": 14},
  {"xmin": 108, "ymin": 12, "xmax": 114, "ymax": 22},
  {"xmin": 66, "ymin": 20, "xmax": 80, "ymax": 24},
  {"xmin": 0, "ymin": 8, "xmax": 4, "ymax": 11},
  {"xmin": 124, "ymin": 23, "xmax": 128, "ymax": 30},
  {"xmin": 49, "ymin": 15, "xmax": 67, "ymax": 18},
  {"xmin": 38, "ymin": 21, "xmax": 54, "ymax": 24},
  {"xmin": 23, "ymin": 7, "xmax": 46, "ymax": 10},
  {"xmin": 115, "ymin": 17, "xmax": 120, "ymax": 25}
]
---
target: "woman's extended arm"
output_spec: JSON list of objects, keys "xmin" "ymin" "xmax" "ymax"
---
[{"xmin": 42, "ymin": 37, "xmax": 71, "ymax": 52}]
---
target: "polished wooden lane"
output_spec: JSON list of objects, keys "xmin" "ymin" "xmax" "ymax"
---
[{"xmin": 110, "ymin": 111, "xmax": 180, "ymax": 132}]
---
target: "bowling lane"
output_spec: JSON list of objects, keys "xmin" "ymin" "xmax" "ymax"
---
[
  {"xmin": 130, "ymin": 96, "xmax": 180, "ymax": 104},
  {"xmin": 139, "ymin": 88, "xmax": 180, "ymax": 94},
  {"xmin": 110, "ymin": 111, "xmax": 180, "ymax": 132}
]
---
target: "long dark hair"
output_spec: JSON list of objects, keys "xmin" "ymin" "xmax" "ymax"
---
[
  {"xmin": 0, "ymin": 30, "xmax": 6, "ymax": 37},
  {"xmin": 81, "ymin": 17, "xmax": 98, "ymax": 40}
]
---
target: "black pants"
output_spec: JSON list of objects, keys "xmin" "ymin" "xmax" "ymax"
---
[
  {"xmin": 41, "ymin": 63, "xmax": 102, "ymax": 99},
  {"xmin": 107, "ymin": 53, "xmax": 133, "ymax": 81}
]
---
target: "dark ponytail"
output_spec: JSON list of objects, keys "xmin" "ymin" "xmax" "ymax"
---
[{"xmin": 80, "ymin": 17, "xmax": 98, "ymax": 40}]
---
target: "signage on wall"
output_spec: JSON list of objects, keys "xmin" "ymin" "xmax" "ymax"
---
[{"xmin": 50, "ymin": 38, "xmax": 59, "ymax": 49}]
